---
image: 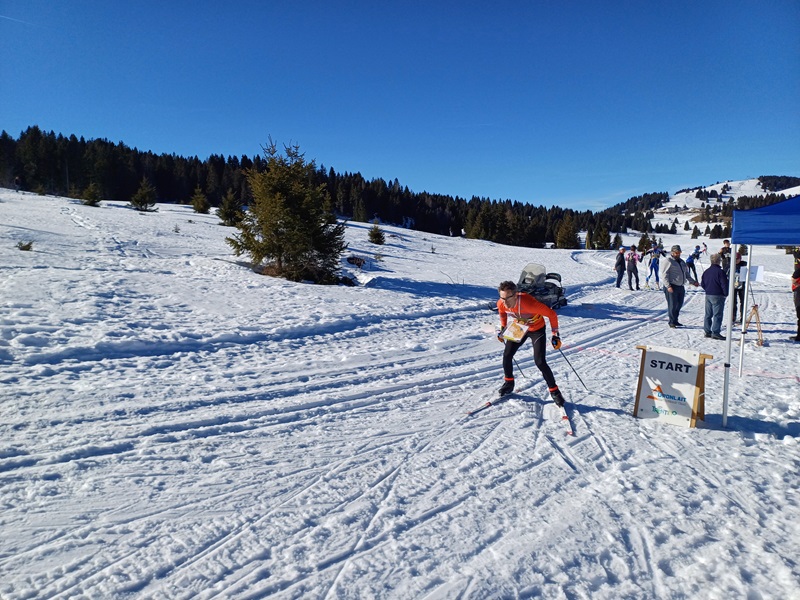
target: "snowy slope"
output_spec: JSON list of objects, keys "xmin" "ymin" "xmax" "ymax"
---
[{"xmin": 1, "ymin": 188, "xmax": 799, "ymax": 599}]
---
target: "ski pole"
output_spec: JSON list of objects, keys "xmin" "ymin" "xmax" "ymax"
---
[
  {"xmin": 558, "ymin": 347, "xmax": 589, "ymax": 392},
  {"xmin": 513, "ymin": 357, "xmax": 526, "ymax": 378}
]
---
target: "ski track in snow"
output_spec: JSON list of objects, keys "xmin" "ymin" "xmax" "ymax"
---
[{"xmin": 1, "ymin": 188, "xmax": 799, "ymax": 599}]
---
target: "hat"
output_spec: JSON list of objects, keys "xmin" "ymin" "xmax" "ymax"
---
[
  {"xmin": 671, "ymin": 244, "xmax": 682, "ymax": 252},
  {"xmin": 619, "ymin": 246, "xmax": 626, "ymax": 251}
]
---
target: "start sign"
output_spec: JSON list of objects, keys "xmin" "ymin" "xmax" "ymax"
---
[{"xmin": 633, "ymin": 345, "xmax": 712, "ymax": 428}]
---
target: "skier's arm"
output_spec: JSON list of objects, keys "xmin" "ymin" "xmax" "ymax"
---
[{"xmin": 496, "ymin": 300, "xmax": 508, "ymax": 329}]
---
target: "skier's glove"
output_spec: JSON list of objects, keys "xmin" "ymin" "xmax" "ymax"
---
[
  {"xmin": 497, "ymin": 332, "xmax": 505, "ymax": 343},
  {"xmin": 551, "ymin": 334, "xmax": 562, "ymax": 350}
]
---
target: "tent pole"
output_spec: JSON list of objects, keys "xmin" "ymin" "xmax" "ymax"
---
[
  {"xmin": 737, "ymin": 245, "xmax": 755, "ymax": 375},
  {"xmin": 722, "ymin": 238, "xmax": 737, "ymax": 428}
]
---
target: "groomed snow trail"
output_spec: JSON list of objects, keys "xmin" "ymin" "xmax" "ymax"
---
[{"xmin": 1, "ymin": 192, "xmax": 798, "ymax": 599}]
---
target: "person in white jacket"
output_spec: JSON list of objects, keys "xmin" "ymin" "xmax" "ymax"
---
[{"xmin": 659, "ymin": 245, "xmax": 699, "ymax": 328}]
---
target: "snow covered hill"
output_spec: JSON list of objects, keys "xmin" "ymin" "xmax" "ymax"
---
[{"xmin": 1, "ymin": 186, "xmax": 798, "ymax": 599}]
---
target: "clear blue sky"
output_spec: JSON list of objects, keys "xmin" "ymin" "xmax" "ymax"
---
[{"xmin": 2, "ymin": 1, "xmax": 798, "ymax": 210}]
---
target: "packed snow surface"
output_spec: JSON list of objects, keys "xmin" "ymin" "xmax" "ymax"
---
[{"xmin": 1, "ymin": 188, "xmax": 798, "ymax": 599}]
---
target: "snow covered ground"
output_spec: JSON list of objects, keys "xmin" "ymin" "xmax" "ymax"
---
[{"xmin": 1, "ymin": 187, "xmax": 798, "ymax": 599}]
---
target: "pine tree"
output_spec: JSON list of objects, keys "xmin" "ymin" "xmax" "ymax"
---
[
  {"xmin": 129, "ymin": 177, "xmax": 157, "ymax": 211},
  {"xmin": 594, "ymin": 223, "xmax": 610, "ymax": 249},
  {"xmin": 555, "ymin": 214, "xmax": 581, "ymax": 249},
  {"xmin": 82, "ymin": 182, "xmax": 101, "ymax": 207},
  {"xmin": 226, "ymin": 141, "xmax": 346, "ymax": 284},
  {"xmin": 368, "ymin": 221, "xmax": 385, "ymax": 245},
  {"xmin": 216, "ymin": 188, "xmax": 243, "ymax": 226},
  {"xmin": 637, "ymin": 233, "xmax": 652, "ymax": 253},
  {"xmin": 191, "ymin": 185, "xmax": 211, "ymax": 214},
  {"xmin": 612, "ymin": 233, "xmax": 623, "ymax": 249}
]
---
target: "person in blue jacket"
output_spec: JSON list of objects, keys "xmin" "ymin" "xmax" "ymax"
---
[
  {"xmin": 645, "ymin": 247, "xmax": 664, "ymax": 289},
  {"xmin": 685, "ymin": 245, "xmax": 701, "ymax": 281},
  {"xmin": 700, "ymin": 253, "xmax": 729, "ymax": 340}
]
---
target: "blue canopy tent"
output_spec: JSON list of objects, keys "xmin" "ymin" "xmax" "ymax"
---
[
  {"xmin": 731, "ymin": 194, "xmax": 800, "ymax": 244},
  {"xmin": 722, "ymin": 195, "xmax": 800, "ymax": 425}
]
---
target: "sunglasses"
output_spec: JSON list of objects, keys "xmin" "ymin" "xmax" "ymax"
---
[{"xmin": 499, "ymin": 292, "xmax": 517, "ymax": 301}]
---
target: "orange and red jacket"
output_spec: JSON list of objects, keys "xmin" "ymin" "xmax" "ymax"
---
[{"xmin": 497, "ymin": 291, "xmax": 558, "ymax": 333}]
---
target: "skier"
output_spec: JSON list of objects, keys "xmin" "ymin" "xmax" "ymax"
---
[
  {"xmin": 626, "ymin": 244, "xmax": 641, "ymax": 290},
  {"xmin": 685, "ymin": 245, "xmax": 701, "ymax": 281},
  {"xmin": 700, "ymin": 253, "xmax": 728, "ymax": 340},
  {"xmin": 496, "ymin": 281, "xmax": 565, "ymax": 406},
  {"xmin": 659, "ymin": 245, "xmax": 699, "ymax": 328},
  {"xmin": 614, "ymin": 247, "xmax": 626, "ymax": 288},
  {"xmin": 792, "ymin": 252, "xmax": 800, "ymax": 342},
  {"xmin": 645, "ymin": 247, "xmax": 664, "ymax": 289}
]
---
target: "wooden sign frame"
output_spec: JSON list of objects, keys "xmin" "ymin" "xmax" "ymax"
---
[{"xmin": 634, "ymin": 345, "xmax": 713, "ymax": 428}]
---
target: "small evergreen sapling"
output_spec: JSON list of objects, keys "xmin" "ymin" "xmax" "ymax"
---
[
  {"xmin": 368, "ymin": 221, "xmax": 385, "ymax": 245},
  {"xmin": 82, "ymin": 182, "xmax": 101, "ymax": 207},
  {"xmin": 191, "ymin": 186, "xmax": 211, "ymax": 214},
  {"xmin": 129, "ymin": 177, "xmax": 157, "ymax": 212},
  {"xmin": 216, "ymin": 188, "xmax": 243, "ymax": 226}
]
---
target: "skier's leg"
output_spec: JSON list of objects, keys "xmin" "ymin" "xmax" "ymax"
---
[
  {"xmin": 502, "ymin": 338, "xmax": 523, "ymax": 379},
  {"xmin": 530, "ymin": 331, "xmax": 557, "ymax": 389}
]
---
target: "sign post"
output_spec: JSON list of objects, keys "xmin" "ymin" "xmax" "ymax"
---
[{"xmin": 633, "ymin": 345, "xmax": 713, "ymax": 428}]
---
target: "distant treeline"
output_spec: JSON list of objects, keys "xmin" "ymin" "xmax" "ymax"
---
[{"xmin": 0, "ymin": 126, "xmax": 793, "ymax": 249}]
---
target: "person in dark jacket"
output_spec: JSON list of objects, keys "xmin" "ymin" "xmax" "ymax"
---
[
  {"xmin": 719, "ymin": 239, "xmax": 732, "ymax": 275},
  {"xmin": 730, "ymin": 253, "xmax": 747, "ymax": 323},
  {"xmin": 614, "ymin": 247, "xmax": 626, "ymax": 288},
  {"xmin": 700, "ymin": 253, "xmax": 729, "ymax": 339}
]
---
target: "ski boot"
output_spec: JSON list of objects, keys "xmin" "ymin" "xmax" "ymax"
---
[
  {"xmin": 550, "ymin": 388, "xmax": 565, "ymax": 407},
  {"xmin": 498, "ymin": 379, "xmax": 515, "ymax": 396}
]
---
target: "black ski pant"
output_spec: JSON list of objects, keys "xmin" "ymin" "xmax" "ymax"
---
[
  {"xmin": 503, "ymin": 329, "xmax": 557, "ymax": 389},
  {"xmin": 627, "ymin": 269, "xmax": 639, "ymax": 290},
  {"xmin": 615, "ymin": 269, "xmax": 625, "ymax": 288},
  {"xmin": 732, "ymin": 286, "xmax": 745, "ymax": 322},
  {"xmin": 795, "ymin": 292, "xmax": 800, "ymax": 337},
  {"xmin": 687, "ymin": 262, "xmax": 698, "ymax": 281}
]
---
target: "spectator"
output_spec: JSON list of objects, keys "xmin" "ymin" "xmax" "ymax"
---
[
  {"xmin": 614, "ymin": 247, "xmax": 626, "ymax": 288},
  {"xmin": 720, "ymin": 239, "xmax": 732, "ymax": 275},
  {"xmin": 731, "ymin": 253, "xmax": 747, "ymax": 323},
  {"xmin": 659, "ymin": 245, "xmax": 699, "ymax": 328},
  {"xmin": 700, "ymin": 253, "xmax": 729, "ymax": 340}
]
